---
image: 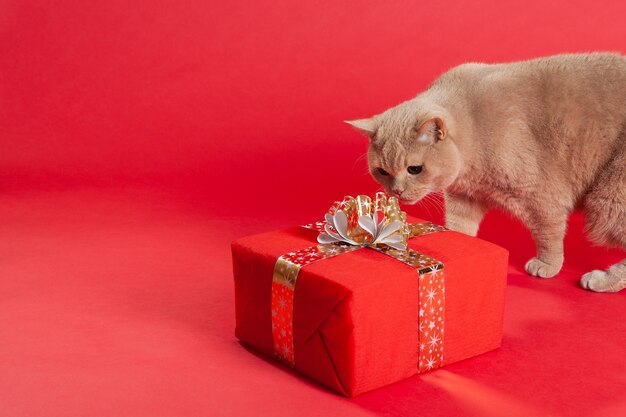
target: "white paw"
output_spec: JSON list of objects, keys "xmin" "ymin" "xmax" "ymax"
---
[
  {"xmin": 581, "ymin": 270, "xmax": 622, "ymax": 293},
  {"xmin": 525, "ymin": 257, "xmax": 561, "ymax": 278}
]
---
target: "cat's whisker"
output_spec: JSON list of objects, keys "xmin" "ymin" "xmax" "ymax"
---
[
  {"xmin": 352, "ymin": 152, "xmax": 368, "ymax": 171},
  {"xmin": 426, "ymin": 196, "xmax": 440, "ymax": 218},
  {"xmin": 426, "ymin": 192, "xmax": 445, "ymax": 211},
  {"xmin": 421, "ymin": 195, "xmax": 433, "ymax": 212},
  {"xmin": 427, "ymin": 194, "xmax": 445, "ymax": 212},
  {"xmin": 417, "ymin": 193, "xmax": 436, "ymax": 220},
  {"xmin": 421, "ymin": 193, "xmax": 444, "ymax": 219}
]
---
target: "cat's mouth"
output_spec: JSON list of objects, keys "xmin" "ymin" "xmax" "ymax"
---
[{"xmin": 398, "ymin": 197, "xmax": 419, "ymax": 205}]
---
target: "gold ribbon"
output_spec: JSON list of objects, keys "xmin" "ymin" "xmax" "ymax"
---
[{"xmin": 271, "ymin": 193, "xmax": 446, "ymax": 372}]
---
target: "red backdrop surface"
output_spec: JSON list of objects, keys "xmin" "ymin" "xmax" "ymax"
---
[{"xmin": 1, "ymin": 1, "xmax": 625, "ymax": 416}]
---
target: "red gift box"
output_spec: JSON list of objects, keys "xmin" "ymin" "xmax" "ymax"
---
[{"xmin": 232, "ymin": 206, "xmax": 508, "ymax": 397}]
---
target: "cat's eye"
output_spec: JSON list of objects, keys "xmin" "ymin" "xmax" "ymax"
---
[
  {"xmin": 377, "ymin": 168, "xmax": 390, "ymax": 176},
  {"xmin": 407, "ymin": 165, "xmax": 423, "ymax": 175}
]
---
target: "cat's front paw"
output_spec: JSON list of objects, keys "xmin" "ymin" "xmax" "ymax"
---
[
  {"xmin": 524, "ymin": 257, "xmax": 562, "ymax": 278},
  {"xmin": 581, "ymin": 270, "xmax": 610, "ymax": 292},
  {"xmin": 581, "ymin": 270, "xmax": 625, "ymax": 293}
]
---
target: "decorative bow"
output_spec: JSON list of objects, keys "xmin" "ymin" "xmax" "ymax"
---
[{"xmin": 316, "ymin": 193, "xmax": 409, "ymax": 250}]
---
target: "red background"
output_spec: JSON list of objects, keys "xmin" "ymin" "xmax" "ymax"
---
[{"xmin": 1, "ymin": 1, "xmax": 625, "ymax": 416}]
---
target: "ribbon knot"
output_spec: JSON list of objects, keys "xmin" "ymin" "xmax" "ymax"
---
[{"xmin": 317, "ymin": 193, "xmax": 409, "ymax": 250}]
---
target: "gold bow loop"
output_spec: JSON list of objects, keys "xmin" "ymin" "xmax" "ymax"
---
[{"xmin": 317, "ymin": 192, "xmax": 409, "ymax": 250}]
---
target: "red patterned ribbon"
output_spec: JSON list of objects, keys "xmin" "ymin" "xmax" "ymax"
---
[{"xmin": 271, "ymin": 243, "xmax": 360, "ymax": 365}]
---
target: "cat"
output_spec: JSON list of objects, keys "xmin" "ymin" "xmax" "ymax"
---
[{"xmin": 347, "ymin": 52, "xmax": 626, "ymax": 293}]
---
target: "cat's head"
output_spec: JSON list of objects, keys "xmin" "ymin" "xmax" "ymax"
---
[{"xmin": 348, "ymin": 104, "xmax": 462, "ymax": 204}]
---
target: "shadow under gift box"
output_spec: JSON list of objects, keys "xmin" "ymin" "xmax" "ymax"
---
[{"xmin": 232, "ymin": 216, "xmax": 509, "ymax": 397}]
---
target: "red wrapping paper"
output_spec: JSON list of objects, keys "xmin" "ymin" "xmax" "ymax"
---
[{"xmin": 232, "ymin": 216, "xmax": 509, "ymax": 396}]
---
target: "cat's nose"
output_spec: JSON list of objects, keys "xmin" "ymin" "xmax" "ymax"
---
[{"xmin": 391, "ymin": 188, "xmax": 404, "ymax": 197}]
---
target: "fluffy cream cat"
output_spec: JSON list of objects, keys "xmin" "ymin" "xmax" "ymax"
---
[{"xmin": 348, "ymin": 52, "xmax": 626, "ymax": 293}]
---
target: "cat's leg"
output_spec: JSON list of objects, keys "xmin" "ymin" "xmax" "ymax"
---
[
  {"xmin": 523, "ymin": 211, "xmax": 568, "ymax": 279},
  {"xmin": 580, "ymin": 150, "xmax": 626, "ymax": 292},
  {"xmin": 444, "ymin": 193, "xmax": 487, "ymax": 237}
]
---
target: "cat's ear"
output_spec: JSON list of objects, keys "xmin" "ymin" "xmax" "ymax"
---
[
  {"xmin": 345, "ymin": 118, "xmax": 378, "ymax": 139},
  {"xmin": 415, "ymin": 117, "xmax": 446, "ymax": 145}
]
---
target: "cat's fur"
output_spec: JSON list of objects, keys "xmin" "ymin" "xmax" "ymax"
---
[{"xmin": 348, "ymin": 52, "xmax": 626, "ymax": 292}]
